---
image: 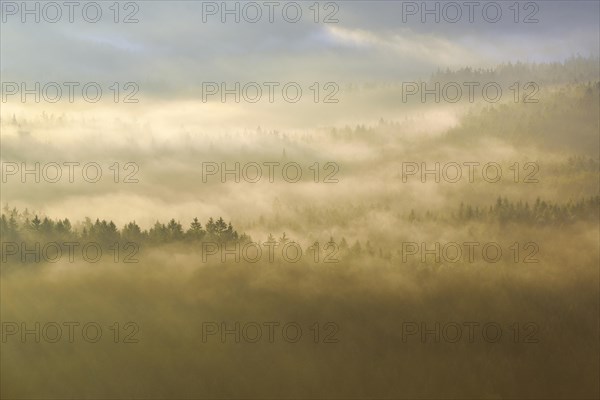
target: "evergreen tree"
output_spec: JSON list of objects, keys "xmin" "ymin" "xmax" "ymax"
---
[{"xmin": 187, "ymin": 218, "xmax": 205, "ymax": 240}]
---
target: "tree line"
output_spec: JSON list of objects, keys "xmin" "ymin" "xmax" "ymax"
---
[
  {"xmin": 2, "ymin": 196, "xmax": 597, "ymax": 247},
  {"xmin": 0, "ymin": 209, "xmax": 247, "ymax": 245},
  {"xmin": 406, "ymin": 196, "xmax": 600, "ymax": 225}
]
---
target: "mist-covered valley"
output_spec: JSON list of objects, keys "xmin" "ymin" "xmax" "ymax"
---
[{"xmin": 1, "ymin": 4, "xmax": 599, "ymax": 398}]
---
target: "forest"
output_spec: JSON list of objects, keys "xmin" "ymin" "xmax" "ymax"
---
[
  {"xmin": 2, "ymin": 195, "xmax": 599, "ymax": 242},
  {"xmin": 1, "ymin": 57, "xmax": 599, "ymax": 399}
]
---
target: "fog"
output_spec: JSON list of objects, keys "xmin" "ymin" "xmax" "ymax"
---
[{"xmin": 1, "ymin": 4, "xmax": 599, "ymax": 398}]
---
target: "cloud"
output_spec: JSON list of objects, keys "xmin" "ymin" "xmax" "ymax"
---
[{"xmin": 1, "ymin": 1, "xmax": 597, "ymax": 96}]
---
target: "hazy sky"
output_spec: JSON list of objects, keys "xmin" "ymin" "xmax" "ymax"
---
[{"xmin": 1, "ymin": 0, "xmax": 598, "ymax": 98}]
